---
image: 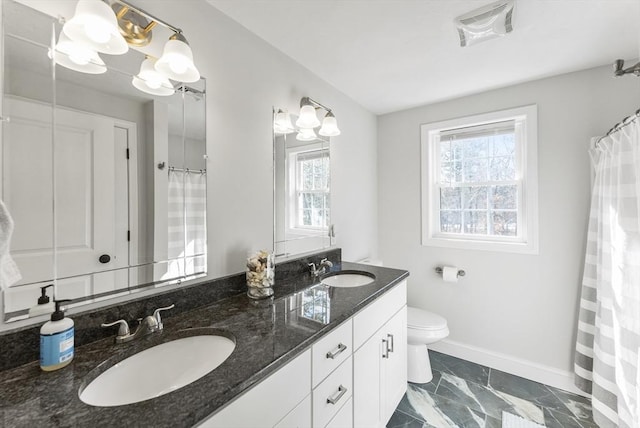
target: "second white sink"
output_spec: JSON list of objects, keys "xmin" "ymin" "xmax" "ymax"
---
[
  {"xmin": 79, "ymin": 334, "xmax": 235, "ymax": 407},
  {"xmin": 321, "ymin": 271, "xmax": 375, "ymax": 288}
]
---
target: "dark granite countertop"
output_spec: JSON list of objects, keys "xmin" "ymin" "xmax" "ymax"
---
[{"xmin": 0, "ymin": 262, "xmax": 408, "ymax": 428}]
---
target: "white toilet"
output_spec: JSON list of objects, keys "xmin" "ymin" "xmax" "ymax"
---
[{"xmin": 407, "ymin": 306, "xmax": 449, "ymax": 383}]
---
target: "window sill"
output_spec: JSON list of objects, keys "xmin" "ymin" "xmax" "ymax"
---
[{"xmin": 422, "ymin": 235, "xmax": 538, "ymax": 255}]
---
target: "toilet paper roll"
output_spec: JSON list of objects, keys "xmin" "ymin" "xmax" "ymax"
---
[{"xmin": 442, "ymin": 266, "xmax": 459, "ymax": 283}]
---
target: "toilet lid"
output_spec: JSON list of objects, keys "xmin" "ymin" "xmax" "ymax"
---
[{"xmin": 408, "ymin": 307, "xmax": 447, "ymax": 330}]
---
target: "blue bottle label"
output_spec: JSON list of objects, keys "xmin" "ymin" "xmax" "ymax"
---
[{"xmin": 40, "ymin": 326, "xmax": 74, "ymax": 367}]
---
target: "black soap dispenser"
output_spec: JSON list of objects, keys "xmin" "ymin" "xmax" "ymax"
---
[{"xmin": 28, "ymin": 284, "xmax": 54, "ymax": 317}]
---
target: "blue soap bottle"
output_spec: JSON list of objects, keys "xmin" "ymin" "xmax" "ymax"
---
[{"xmin": 40, "ymin": 300, "xmax": 74, "ymax": 371}]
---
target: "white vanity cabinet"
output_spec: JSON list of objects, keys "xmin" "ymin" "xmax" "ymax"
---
[
  {"xmin": 200, "ymin": 280, "xmax": 407, "ymax": 428},
  {"xmin": 353, "ymin": 284, "xmax": 407, "ymax": 428}
]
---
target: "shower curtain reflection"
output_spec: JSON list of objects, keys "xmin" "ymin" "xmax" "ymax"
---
[{"xmin": 165, "ymin": 169, "xmax": 207, "ymax": 281}]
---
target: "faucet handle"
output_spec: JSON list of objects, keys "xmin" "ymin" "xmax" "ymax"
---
[
  {"xmin": 153, "ymin": 304, "xmax": 175, "ymax": 328},
  {"xmin": 101, "ymin": 319, "xmax": 130, "ymax": 337},
  {"xmin": 321, "ymin": 258, "xmax": 333, "ymax": 267}
]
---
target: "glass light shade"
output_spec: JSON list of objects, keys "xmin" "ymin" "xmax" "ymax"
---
[
  {"xmin": 296, "ymin": 105, "xmax": 320, "ymax": 128},
  {"xmin": 49, "ymin": 32, "xmax": 107, "ymax": 74},
  {"xmin": 274, "ymin": 109, "xmax": 294, "ymax": 134},
  {"xmin": 319, "ymin": 113, "xmax": 341, "ymax": 137},
  {"xmin": 63, "ymin": 0, "xmax": 128, "ymax": 55},
  {"xmin": 296, "ymin": 127, "xmax": 318, "ymax": 142},
  {"xmin": 132, "ymin": 58, "xmax": 175, "ymax": 96},
  {"xmin": 155, "ymin": 36, "xmax": 200, "ymax": 83}
]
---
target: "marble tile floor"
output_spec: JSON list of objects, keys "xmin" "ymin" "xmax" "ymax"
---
[{"xmin": 387, "ymin": 351, "xmax": 597, "ymax": 428}]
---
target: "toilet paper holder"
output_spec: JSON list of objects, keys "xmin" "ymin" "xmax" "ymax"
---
[{"xmin": 435, "ymin": 267, "xmax": 466, "ymax": 277}]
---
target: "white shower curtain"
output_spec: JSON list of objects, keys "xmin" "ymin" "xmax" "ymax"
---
[
  {"xmin": 167, "ymin": 170, "xmax": 207, "ymax": 278},
  {"xmin": 574, "ymin": 118, "xmax": 640, "ymax": 428}
]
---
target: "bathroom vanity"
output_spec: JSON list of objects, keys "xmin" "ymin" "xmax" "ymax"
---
[{"xmin": 0, "ymin": 261, "xmax": 408, "ymax": 427}]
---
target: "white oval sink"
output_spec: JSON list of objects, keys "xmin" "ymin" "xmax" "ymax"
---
[
  {"xmin": 321, "ymin": 271, "xmax": 375, "ymax": 288},
  {"xmin": 79, "ymin": 335, "xmax": 235, "ymax": 407}
]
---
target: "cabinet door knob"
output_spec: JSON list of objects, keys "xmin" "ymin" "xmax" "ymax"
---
[
  {"xmin": 326, "ymin": 385, "xmax": 348, "ymax": 405},
  {"xmin": 387, "ymin": 333, "xmax": 394, "ymax": 353},
  {"xmin": 99, "ymin": 254, "xmax": 111, "ymax": 264},
  {"xmin": 326, "ymin": 343, "xmax": 347, "ymax": 359}
]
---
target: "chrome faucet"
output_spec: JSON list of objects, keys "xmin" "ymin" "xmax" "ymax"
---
[
  {"xmin": 102, "ymin": 304, "xmax": 174, "ymax": 344},
  {"xmin": 309, "ymin": 258, "xmax": 333, "ymax": 277}
]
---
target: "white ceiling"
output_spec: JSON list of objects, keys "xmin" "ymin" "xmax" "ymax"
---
[{"xmin": 206, "ymin": 0, "xmax": 640, "ymax": 115}]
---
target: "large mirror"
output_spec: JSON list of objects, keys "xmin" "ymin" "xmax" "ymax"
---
[
  {"xmin": 273, "ymin": 112, "xmax": 332, "ymax": 258},
  {"xmin": 1, "ymin": 0, "xmax": 207, "ymax": 322}
]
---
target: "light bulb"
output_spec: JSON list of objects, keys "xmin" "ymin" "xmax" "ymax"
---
[
  {"xmin": 84, "ymin": 21, "xmax": 111, "ymax": 44},
  {"xmin": 68, "ymin": 51, "xmax": 91, "ymax": 65},
  {"xmin": 169, "ymin": 58, "xmax": 188, "ymax": 75}
]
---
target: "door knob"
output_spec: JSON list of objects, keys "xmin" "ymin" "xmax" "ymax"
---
[{"xmin": 99, "ymin": 254, "xmax": 111, "ymax": 264}]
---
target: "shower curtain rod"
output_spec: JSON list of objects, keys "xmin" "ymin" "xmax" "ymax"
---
[{"xmin": 596, "ymin": 108, "xmax": 640, "ymax": 146}]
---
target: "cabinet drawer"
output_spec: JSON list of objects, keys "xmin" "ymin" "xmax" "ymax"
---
[
  {"xmin": 325, "ymin": 397, "xmax": 352, "ymax": 428},
  {"xmin": 353, "ymin": 280, "xmax": 406, "ymax": 350},
  {"xmin": 312, "ymin": 356, "xmax": 353, "ymax": 428},
  {"xmin": 312, "ymin": 319, "xmax": 352, "ymax": 387}
]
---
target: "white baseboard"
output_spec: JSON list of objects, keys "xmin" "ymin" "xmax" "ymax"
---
[{"xmin": 428, "ymin": 339, "xmax": 589, "ymax": 398}]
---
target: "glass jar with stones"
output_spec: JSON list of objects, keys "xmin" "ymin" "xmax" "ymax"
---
[{"xmin": 246, "ymin": 250, "xmax": 275, "ymax": 299}]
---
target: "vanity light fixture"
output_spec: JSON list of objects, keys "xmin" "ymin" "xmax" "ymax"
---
[
  {"xmin": 274, "ymin": 109, "xmax": 295, "ymax": 134},
  {"xmin": 319, "ymin": 111, "xmax": 341, "ymax": 137},
  {"xmin": 296, "ymin": 127, "xmax": 318, "ymax": 142},
  {"xmin": 155, "ymin": 32, "xmax": 200, "ymax": 83},
  {"xmin": 296, "ymin": 97, "xmax": 321, "ymax": 129},
  {"xmin": 49, "ymin": 32, "xmax": 107, "ymax": 74},
  {"xmin": 62, "ymin": 0, "xmax": 129, "ymax": 55},
  {"xmin": 295, "ymin": 96, "xmax": 341, "ymax": 136},
  {"xmin": 132, "ymin": 57, "xmax": 175, "ymax": 96},
  {"xmin": 59, "ymin": 0, "xmax": 201, "ymax": 91}
]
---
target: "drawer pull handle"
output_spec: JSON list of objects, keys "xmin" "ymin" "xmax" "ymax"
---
[
  {"xmin": 382, "ymin": 339, "xmax": 389, "ymax": 358},
  {"xmin": 387, "ymin": 333, "xmax": 394, "ymax": 353},
  {"xmin": 326, "ymin": 343, "xmax": 347, "ymax": 359},
  {"xmin": 327, "ymin": 385, "xmax": 347, "ymax": 405}
]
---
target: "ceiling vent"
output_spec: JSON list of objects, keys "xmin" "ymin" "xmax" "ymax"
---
[{"xmin": 455, "ymin": 0, "xmax": 514, "ymax": 47}]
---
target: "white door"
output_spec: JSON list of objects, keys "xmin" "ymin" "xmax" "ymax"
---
[{"xmin": 3, "ymin": 97, "xmax": 129, "ymax": 300}]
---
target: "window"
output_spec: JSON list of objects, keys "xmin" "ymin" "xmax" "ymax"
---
[
  {"xmin": 421, "ymin": 105, "xmax": 538, "ymax": 253},
  {"xmin": 288, "ymin": 146, "xmax": 330, "ymax": 231}
]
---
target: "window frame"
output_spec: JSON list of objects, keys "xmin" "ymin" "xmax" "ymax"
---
[
  {"xmin": 420, "ymin": 105, "xmax": 539, "ymax": 254},
  {"xmin": 285, "ymin": 143, "xmax": 330, "ymax": 235}
]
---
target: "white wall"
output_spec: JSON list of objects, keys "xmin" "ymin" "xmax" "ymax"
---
[
  {"xmin": 377, "ymin": 64, "xmax": 640, "ymax": 389},
  {"xmin": 131, "ymin": 0, "xmax": 378, "ymax": 276}
]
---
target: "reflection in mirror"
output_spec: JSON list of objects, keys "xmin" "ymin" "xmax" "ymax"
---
[
  {"xmin": 1, "ymin": 1, "xmax": 207, "ymax": 322},
  {"xmin": 274, "ymin": 111, "xmax": 332, "ymax": 258}
]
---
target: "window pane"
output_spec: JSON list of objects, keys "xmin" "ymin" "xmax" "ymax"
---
[
  {"xmin": 463, "ymin": 211, "xmax": 487, "ymax": 234},
  {"xmin": 492, "ymin": 185, "xmax": 517, "ymax": 209},
  {"xmin": 451, "ymin": 140, "xmax": 463, "ymax": 161},
  {"xmin": 489, "ymin": 156, "xmax": 515, "ymax": 181},
  {"xmin": 462, "ymin": 137, "xmax": 488, "ymax": 158},
  {"xmin": 491, "ymin": 134, "xmax": 515, "ymax": 156},
  {"xmin": 302, "ymin": 161, "xmax": 312, "ymax": 189},
  {"xmin": 462, "ymin": 186, "xmax": 487, "ymax": 210},
  {"xmin": 441, "ymin": 161, "xmax": 452, "ymax": 183},
  {"xmin": 440, "ymin": 142, "xmax": 452, "ymax": 162},
  {"xmin": 440, "ymin": 187, "xmax": 461, "ymax": 210},
  {"xmin": 302, "ymin": 209, "xmax": 311, "ymax": 226},
  {"xmin": 492, "ymin": 211, "xmax": 517, "ymax": 236},
  {"xmin": 440, "ymin": 211, "xmax": 461, "ymax": 233},
  {"xmin": 463, "ymin": 158, "xmax": 487, "ymax": 182}
]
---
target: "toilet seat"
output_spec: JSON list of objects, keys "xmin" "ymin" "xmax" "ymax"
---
[{"xmin": 408, "ymin": 307, "xmax": 447, "ymax": 331}]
